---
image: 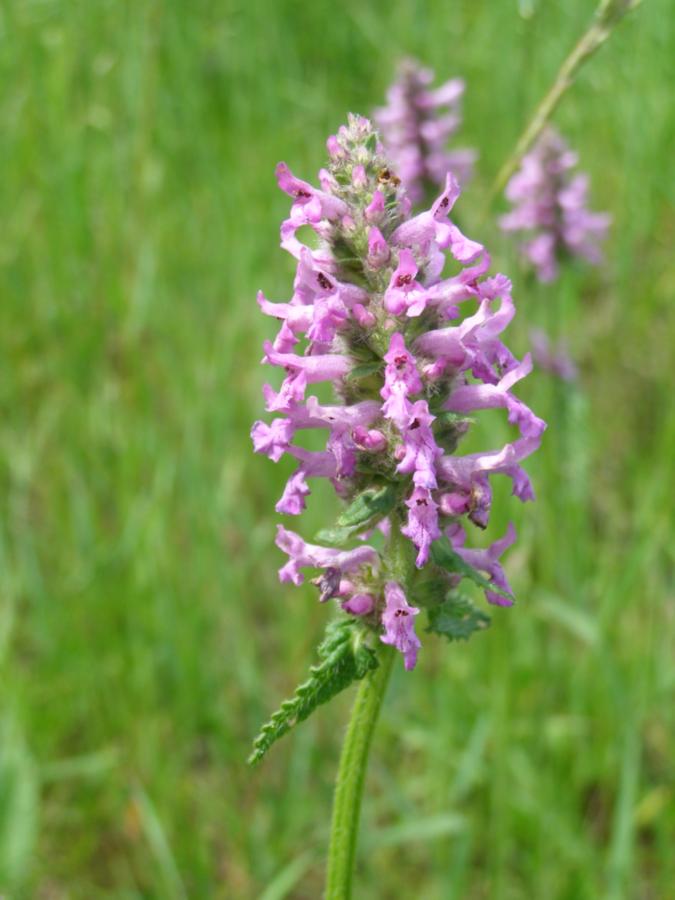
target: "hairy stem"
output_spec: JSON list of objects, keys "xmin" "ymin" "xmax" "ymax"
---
[
  {"xmin": 325, "ymin": 520, "xmax": 409, "ymax": 898},
  {"xmin": 488, "ymin": 0, "xmax": 641, "ymax": 203},
  {"xmin": 324, "ymin": 642, "xmax": 395, "ymax": 899}
]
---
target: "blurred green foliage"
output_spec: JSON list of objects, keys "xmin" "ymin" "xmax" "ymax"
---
[{"xmin": 0, "ymin": 0, "xmax": 673, "ymax": 896}]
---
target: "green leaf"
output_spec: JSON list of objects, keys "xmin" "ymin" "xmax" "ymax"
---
[
  {"xmin": 316, "ymin": 485, "xmax": 398, "ymax": 546},
  {"xmin": 248, "ymin": 619, "xmax": 378, "ymax": 765},
  {"xmin": 337, "ymin": 485, "xmax": 397, "ymax": 527},
  {"xmin": 347, "ymin": 360, "xmax": 383, "ymax": 380},
  {"xmin": 430, "ymin": 537, "xmax": 514, "ymax": 603},
  {"xmin": 427, "ymin": 593, "xmax": 491, "ymax": 642},
  {"xmin": 314, "ymin": 526, "xmax": 354, "ymax": 547}
]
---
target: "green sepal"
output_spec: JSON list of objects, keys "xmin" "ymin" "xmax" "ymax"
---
[
  {"xmin": 432, "ymin": 411, "xmax": 471, "ymax": 453},
  {"xmin": 248, "ymin": 618, "xmax": 378, "ymax": 765},
  {"xmin": 427, "ymin": 592, "xmax": 491, "ymax": 642},
  {"xmin": 316, "ymin": 484, "xmax": 398, "ymax": 546},
  {"xmin": 430, "ymin": 536, "xmax": 514, "ymax": 603}
]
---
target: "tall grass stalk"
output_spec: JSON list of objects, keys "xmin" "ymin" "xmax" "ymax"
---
[{"xmin": 489, "ymin": 0, "xmax": 642, "ymax": 202}]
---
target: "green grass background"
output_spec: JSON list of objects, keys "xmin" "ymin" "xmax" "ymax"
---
[{"xmin": 1, "ymin": 0, "xmax": 674, "ymax": 897}]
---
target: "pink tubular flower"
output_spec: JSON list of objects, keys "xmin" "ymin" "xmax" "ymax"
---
[
  {"xmin": 394, "ymin": 399, "xmax": 442, "ymax": 489},
  {"xmin": 375, "ymin": 59, "xmax": 476, "ymax": 204},
  {"xmin": 253, "ymin": 115, "xmax": 545, "ymax": 671},
  {"xmin": 401, "ymin": 487, "xmax": 441, "ymax": 567},
  {"xmin": 380, "ymin": 332, "xmax": 423, "ymax": 427},
  {"xmin": 276, "ymin": 526, "xmax": 379, "ymax": 586},
  {"xmin": 499, "ymin": 127, "xmax": 610, "ymax": 282},
  {"xmin": 380, "ymin": 582, "xmax": 421, "ymax": 670},
  {"xmin": 448, "ymin": 522, "xmax": 517, "ymax": 606},
  {"xmin": 384, "ymin": 249, "xmax": 427, "ymax": 316}
]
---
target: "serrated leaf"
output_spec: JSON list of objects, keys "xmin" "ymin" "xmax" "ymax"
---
[
  {"xmin": 248, "ymin": 619, "xmax": 378, "ymax": 765},
  {"xmin": 427, "ymin": 593, "xmax": 491, "ymax": 642},
  {"xmin": 316, "ymin": 485, "xmax": 397, "ymax": 546},
  {"xmin": 314, "ymin": 526, "xmax": 354, "ymax": 547},
  {"xmin": 347, "ymin": 360, "xmax": 383, "ymax": 380},
  {"xmin": 430, "ymin": 537, "xmax": 514, "ymax": 602},
  {"xmin": 337, "ymin": 485, "xmax": 397, "ymax": 527}
]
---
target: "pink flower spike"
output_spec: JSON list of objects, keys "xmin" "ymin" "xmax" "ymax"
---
[
  {"xmin": 375, "ymin": 60, "xmax": 476, "ymax": 202},
  {"xmin": 253, "ymin": 114, "xmax": 545, "ymax": 672}
]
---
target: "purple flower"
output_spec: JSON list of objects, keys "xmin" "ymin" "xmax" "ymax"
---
[
  {"xmin": 447, "ymin": 522, "xmax": 517, "ymax": 606},
  {"xmin": 262, "ymin": 343, "xmax": 352, "ymax": 411},
  {"xmin": 253, "ymin": 115, "xmax": 544, "ymax": 671},
  {"xmin": 375, "ymin": 59, "xmax": 476, "ymax": 204},
  {"xmin": 367, "ymin": 227, "xmax": 391, "ymax": 269},
  {"xmin": 499, "ymin": 127, "xmax": 611, "ymax": 282},
  {"xmin": 384, "ymin": 249, "xmax": 427, "ymax": 316},
  {"xmin": 341, "ymin": 593, "xmax": 375, "ymax": 616},
  {"xmin": 276, "ymin": 526, "xmax": 379, "ymax": 586},
  {"xmin": 276, "ymin": 161, "xmax": 348, "ymax": 223},
  {"xmin": 392, "ymin": 174, "xmax": 482, "ymax": 266},
  {"xmin": 380, "ymin": 332, "xmax": 423, "ymax": 427},
  {"xmin": 380, "ymin": 581, "xmax": 421, "ymax": 670},
  {"xmin": 276, "ymin": 469, "xmax": 311, "ymax": 516},
  {"xmin": 251, "ymin": 417, "xmax": 295, "ymax": 462},
  {"xmin": 394, "ymin": 400, "xmax": 442, "ymax": 490},
  {"xmin": 445, "ymin": 355, "xmax": 546, "ymax": 439},
  {"xmin": 401, "ymin": 487, "xmax": 441, "ymax": 567}
]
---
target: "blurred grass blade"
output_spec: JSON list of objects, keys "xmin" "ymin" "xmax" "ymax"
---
[
  {"xmin": 0, "ymin": 716, "xmax": 39, "ymax": 892},
  {"xmin": 489, "ymin": 0, "xmax": 643, "ymax": 200},
  {"xmin": 365, "ymin": 813, "xmax": 465, "ymax": 849},
  {"xmin": 537, "ymin": 596, "xmax": 600, "ymax": 646},
  {"xmin": 260, "ymin": 852, "xmax": 314, "ymax": 900},
  {"xmin": 40, "ymin": 748, "xmax": 119, "ymax": 783},
  {"xmin": 132, "ymin": 785, "xmax": 188, "ymax": 900}
]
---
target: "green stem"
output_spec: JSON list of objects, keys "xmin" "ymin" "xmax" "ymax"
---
[
  {"xmin": 324, "ymin": 643, "xmax": 395, "ymax": 899},
  {"xmin": 487, "ymin": 0, "xmax": 641, "ymax": 205},
  {"xmin": 325, "ymin": 519, "xmax": 410, "ymax": 899}
]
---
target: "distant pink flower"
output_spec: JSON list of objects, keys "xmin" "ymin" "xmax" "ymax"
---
[
  {"xmin": 375, "ymin": 59, "xmax": 476, "ymax": 204},
  {"xmin": 529, "ymin": 329, "xmax": 578, "ymax": 381},
  {"xmin": 500, "ymin": 127, "xmax": 610, "ymax": 281}
]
